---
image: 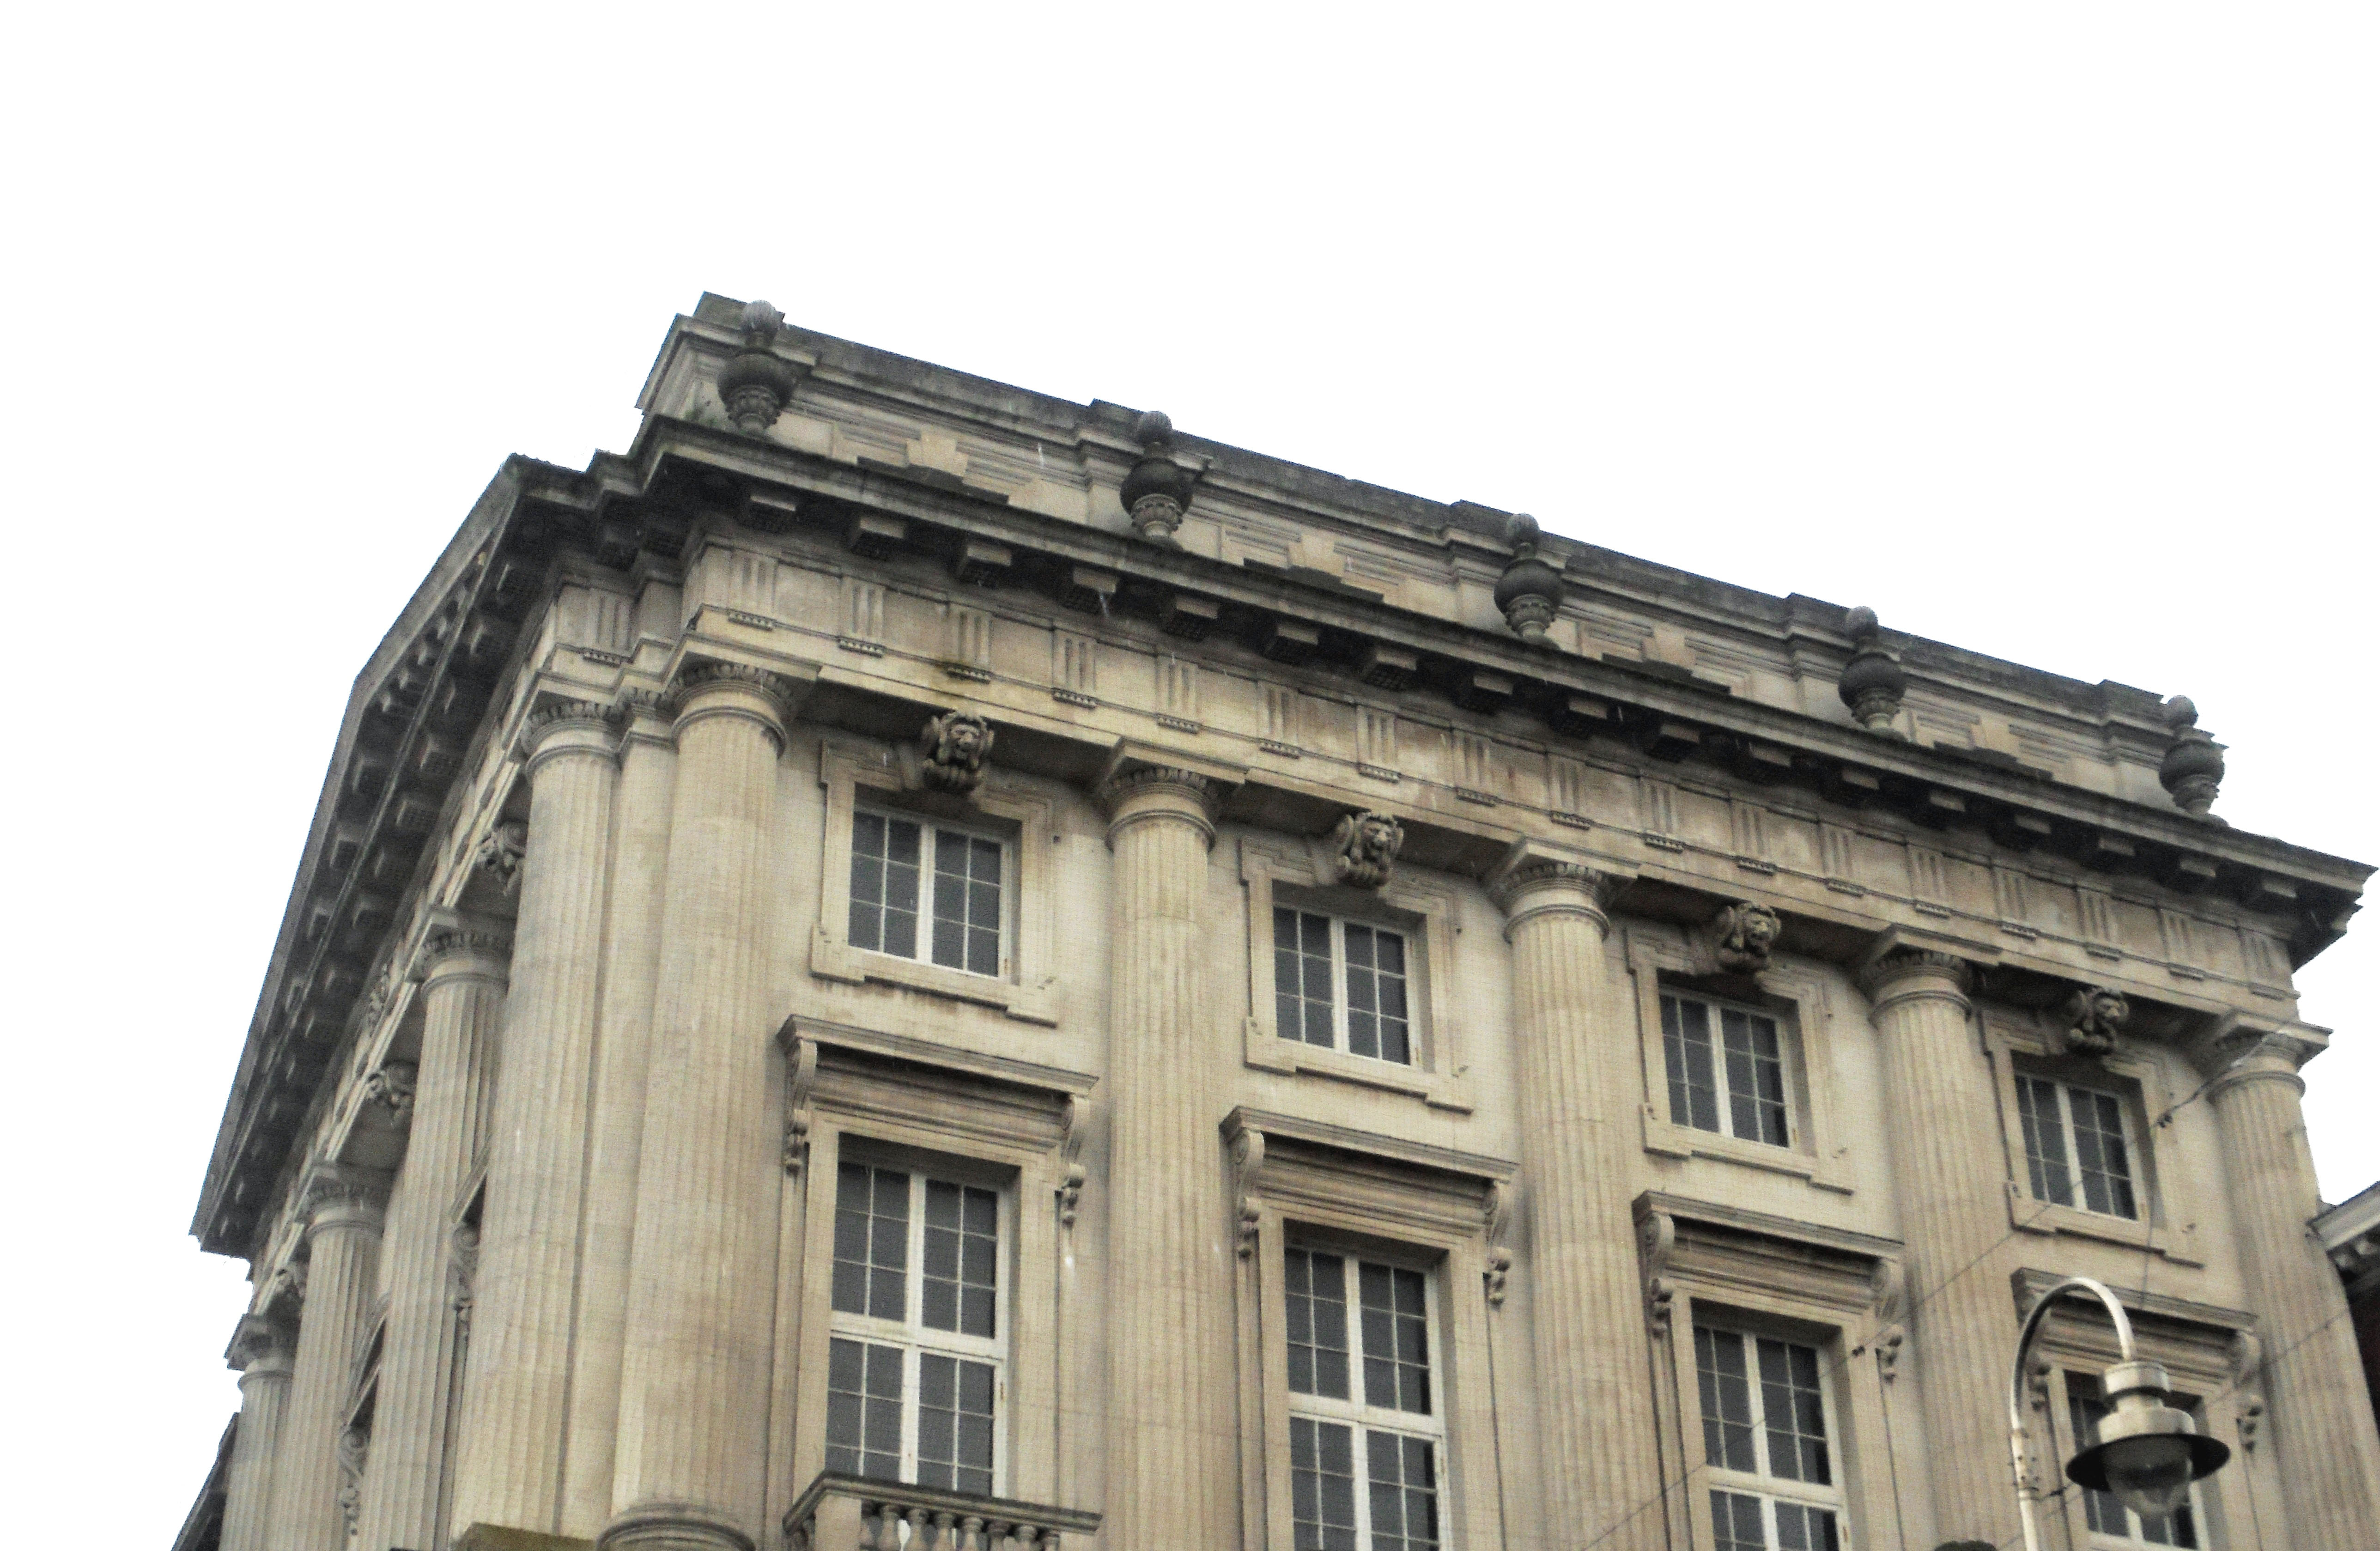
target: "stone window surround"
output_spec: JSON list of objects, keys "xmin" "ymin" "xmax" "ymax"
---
[
  {"xmin": 1223, "ymin": 1107, "xmax": 1512, "ymax": 1551},
  {"xmin": 2007, "ymin": 1271, "xmax": 2256, "ymax": 1548},
  {"xmin": 1237, "ymin": 835, "xmax": 1475, "ymax": 1114},
  {"xmin": 1980, "ymin": 1014, "xmax": 2204, "ymax": 1268},
  {"xmin": 1621, "ymin": 927, "xmax": 1855, "ymax": 1195},
  {"xmin": 775, "ymin": 1028, "xmax": 1087, "ymax": 1521},
  {"xmin": 810, "ymin": 737, "xmax": 1060, "ymax": 1026},
  {"xmin": 1633, "ymin": 1192, "xmax": 1904, "ymax": 1551}
]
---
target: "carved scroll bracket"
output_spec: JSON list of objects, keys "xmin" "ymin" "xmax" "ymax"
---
[
  {"xmin": 779, "ymin": 1028, "xmax": 820, "ymax": 1176},
  {"xmin": 1637, "ymin": 1205, "xmax": 1677, "ymax": 1337},
  {"xmin": 1482, "ymin": 1179, "xmax": 1515, "ymax": 1307}
]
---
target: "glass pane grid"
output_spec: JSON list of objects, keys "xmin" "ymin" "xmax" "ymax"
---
[
  {"xmin": 1287, "ymin": 1252, "xmax": 1444, "ymax": 1551},
  {"xmin": 2021, "ymin": 1076, "xmax": 2139, "ymax": 1222},
  {"xmin": 848, "ymin": 812, "xmax": 922, "ymax": 959},
  {"xmin": 831, "ymin": 1163, "xmax": 911, "ymax": 1320},
  {"xmin": 1697, "ymin": 1325, "xmax": 1843, "ymax": 1550},
  {"xmin": 1276, "ymin": 908, "xmax": 1337, "ymax": 1049},
  {"xmin": 930, "ymin": 829, "xmax": 1004, "ymax": 976},
  {"xmin": 1286, "ymin": 1249, "xmax": 1352, "ymax": 1399}
]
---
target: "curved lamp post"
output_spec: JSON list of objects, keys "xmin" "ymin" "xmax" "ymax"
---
[{"xmin": 2006, "ymin": 1276, "xmax": 2231, "ymax": 1551}]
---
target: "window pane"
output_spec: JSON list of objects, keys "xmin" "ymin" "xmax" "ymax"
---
[
  {"xmin": 2018, "ymin": 1077, "xmax": 2075, "ymax": 1208},
  {"xmin": 1694, "ymin": 1326, "xmax": 1757, "ymax": 1472},
  {"xmin": 1366, "ymin": 1430, "xmax": 1440, "ymax": 1551},
  {"xmin": 1709, "ymin": 1490, "xmax": 1767, "ymax": 1551},
  {"xmin": 1346, "ymin": 924, "xmax": 1381, "ymax": 1058},
  {"xmin": 831, "ymin": 1164, "xmax": 909, "ymax": 1320},
  {"xmin": 922, "ymin": 1180, "xmax": 999, "ymax": 1337},
  {"xmin": 1756, "ymin": 1337, "xmax": 1830, "ymax": 1486},
  {"xmin": 1276, "ymin": 907, "xmax": 1336, "ymax": 1048},
  {"xmin": 915, "ymin": 1354, "xmax": 996, "ymax": 1496},
  {"xmin": 850, "ymin": 814, "xmax": 923, "ymax": 959},
  {"xmin": 825, "ymin": 1337, "xmax": 903, "ymax": 1481},
  {"xmin": 1292, "ymin": 1418, "xmax": 1359, "ymax": 1551},
  {"xmin": 1776, "ymin": 1501, "xmax": 1841, "ymax": 1551},
  {"xmin": 2071, "ymin": 1386, "xmax": 2130, "ymax": 1535},
  {"xmin": 1671, "ymin": 998, "xmax": 1722, "ymax": 1133},
  {"xmin": 1287, "ymin": 1250, "xmax": 1351, "ymax": 1399},
  {"xmin": 2071, "ymin": 1088, "xmax": 2137, "ymax": 1219},
  {"xmin": 1358, "ymin": 1263, "xmax": 1432, "ymax": 1415}
]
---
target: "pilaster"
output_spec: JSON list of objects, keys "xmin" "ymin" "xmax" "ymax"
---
[
  {"xmin": 223, "ymin": 1315, "xmax": 295, "ymax": 1551},
  {"xmin": 603, "ymin": 663, "xmax": 799, "ymax": 1551},
  {"xmin": 2195, "ymin": 1022, "xmax": 2380, "ymax": 1544},
  {"xmin": 560, "ymin": 691, "xmax": 680, "ymax": 1536},
  {"xmin": 455, "ymin": 701, "xmax": 621, "ymax": 1538},
  {"xmin": 1097, "ymin": 763, "xmax": 1237, "ymax": 1551},
  {"xmin": 1485, "ymin": 853, "xmax": 1664, "ymax": 1551},
  {"xmin": 269, "ymin": 1162, "xmax": 389, "ymax": 1551},
  {"xmin": 1856, "ymin": 943, "xmax": 2009, "ymax": 1548},
  {"xmin": 356, "ymin": 924, "xmax": 509, "ymax": 1551}
]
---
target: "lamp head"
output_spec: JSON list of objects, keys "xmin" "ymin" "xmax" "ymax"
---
[{"xmin": 2066, "ymin": 1360, "xmax": 2230, "ymax": 1521}]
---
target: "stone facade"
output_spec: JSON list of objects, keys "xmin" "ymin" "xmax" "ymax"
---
[{"xmin": 188, "ymin": 294, "xmax": 2380, "ymax": 1551}]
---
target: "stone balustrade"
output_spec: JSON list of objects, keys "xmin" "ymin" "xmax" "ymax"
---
[{"xmin": 781, "ymin": 1472, "xmax": 1100, "ymax": 1551}]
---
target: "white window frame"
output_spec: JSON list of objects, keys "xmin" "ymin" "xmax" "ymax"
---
[
  {"xmin": 1622, "ymin": 928, "xmax": 1852, "ymax": 1194},
  {"xmin": 1980, "ymin": 1015, "xmax": 2202, "ymax": 1266},
  {"xmin": 824, "ymin": 1156, "xmax": 1013, "ymax": 1494},
  {"xmin": 2014, "ymin": 1074, "xmax": 2140, "ymax": 1222},
  {"xmin": 1238, "ymin": 836, "xmax": 1473, "ymax": 1113},
  {"xmin": 1658, "ymin": 987, "xmax": 1793, "ymax": 1150},
  {"xmin": 1690, "ymin": 1320, "xmax": 1848, "ymax": 1551},
  {"xmin": 845, "ymin": 805, "xmax": 1011, "ymax": 980},
  {"xmin": 811, "ymin": 739, "xmax": 1058, "ymax": 1025},
  {"xmin": 1272, "ymin": 906, "xmax": 1420, "ymax": 1068},
  {"xmin": 1282, "ymin": 1244, "xmax": 1449, "ymax": 1551}
]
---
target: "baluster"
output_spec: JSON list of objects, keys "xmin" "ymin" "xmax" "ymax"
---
[
  {"xmin": 957, "ymin": 1514, "xmax": 987, "ymax": 1551},
  {"xmin": 859, "ymin": 1499, "xmax": 887, "ymax": 1551}
]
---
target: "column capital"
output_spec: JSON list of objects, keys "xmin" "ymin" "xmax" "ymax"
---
[
  {"xmin": 2192, "ymin": 1016, "xmax": 2320, "ymax": 1096},
  {"xmin": 412, "ymin": 908, "xmax": 513, "ymax": 986},
  {"xmin": 518, "ymin": 697, "xmax": 625, "ymax": 773},
  {"xmin": 226, "ymin": 1313, "xmax": 294, "ymax": 1375},
  {"xmin": 1857, "ymin": 944, "xmax": 1977, "ymax": 1010},
  {"xmin": 664, "ymin": 660, "xmax": 800, "ymax": 752},
  {"xmin": 1097, "ymin": 760, "xmax": 1226, "ymax": 848},
  {"xmin": 298, "ymin": 1160, "xmax": 391, "ymax": 1238},
  {"xmin": 1484, "ymin": 848, "xmax": 1626, "ymax": 936}
]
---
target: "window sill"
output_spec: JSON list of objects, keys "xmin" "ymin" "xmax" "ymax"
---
[
  {"xmin": 1242, "ymin": 1019, "xmax": 1474, "ymax": 1113},
  {"xmin": 811, "ymin": 930, "xmax": 1058, "ymax": 1026},
  {"xmin": 1639, "ymin": 1107, "xmax": 1853, "ymax": 1195},
  {"xmin": 2004, "ymin": 1182, "xmax": 2200, "ymax": 1266}
]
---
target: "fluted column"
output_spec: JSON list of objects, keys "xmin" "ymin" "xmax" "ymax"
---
[
  {"xmin": 605, "ymin": 664, "xmax": 794, "ymax": 1551},
  {"xmin": 357, "ymin": 928, "xmax": 507, "ymax": 1551},
  {"xmin": 1487, "ymin": 859, "xmax": 1663, "ymax": 1551},
  {"xmin": 455, "ymin": 701, "xmax": 620, "ymax": 1539},
  {"xmin": 224, "ymin": 1315, "xmax": 296, "ymax": 1551},
  {"xmin": 270, "ymin": 1166, "xmax": 388, "ymax": 1551},
  {"xmin": 1100, "ymin": 766, "xmax": 1235, "ymax": 1551},
  {"xmin": 562, "ymin": 693, "xmax": 680, "ymax": 1538},
  {"xmin": 2198, "ymin": 1028, "xmax": 2380, "ymax": 1545},
  {"xmin": 1861, "ymin": 947, "xmax": 2006, "ymax": 1547}
]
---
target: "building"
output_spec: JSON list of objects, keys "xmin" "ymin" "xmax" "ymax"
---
[
  {"xmin": 2315, "ymin": 1181, "xmax": 2380, "ymax": 1449},
  {"xmin": 187, "ymin": 293, "xmax": 2380, "ymax": 1551}
]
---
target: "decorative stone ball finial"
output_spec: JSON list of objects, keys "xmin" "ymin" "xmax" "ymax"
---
[
  {"xmin": 1837, "ymin": 606, "xmax": 1908, "ymax": 736},
  {"xmin": 1710, "ymin": 900, "xmax": 1782, "ymax": 974},
  {"xmin": 1331, "ymin": 810, "xmax": 1406, "ymax": 890},
  {"xmin": 2058, "ymin": 985, "xmax": 2130, "ymax": 1059},
  {"xmin": 1492, "ymin": 512, "xmax": 1565, "ymax": 644},
  {"xmin": 2159, "ymin": 695, "xmax": 2226, "ymax": 819},
  {"xmin": 716, "ymin": 298, "xmax": 798, "ymax": 435},
  {"xmin": 1121, "ymin": 409, "xmax": 1194, "ymax": 545},
  {"xmin": 920, "ymin": 712, "xmax": 996, "ymax": 796}
]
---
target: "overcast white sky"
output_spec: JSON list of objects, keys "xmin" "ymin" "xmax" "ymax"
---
[{"xmin": 6, "ymin": 6, "xmax": 2374, "ymax": 1542}]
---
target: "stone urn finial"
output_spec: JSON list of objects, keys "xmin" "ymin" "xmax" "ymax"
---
[
  {"xmin": 1121, "ymin": 410, "xmax": 1195, "ymax": 544},
  {"xmin": 2159, "ymin": 695, "xmax": 2226, "ymax": 820},
  {"xmin": 716, "ymin": 298, "xmax": 798, "ymax": 434},
  {"xmin": 1493, "ymin": 512, "xmax": 1565, "ymax": 644},
  {"xmin": 1837, "ymin": 606, "xmax": 1908, "ymax": 736}
]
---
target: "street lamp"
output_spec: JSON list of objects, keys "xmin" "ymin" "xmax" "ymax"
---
[{"xmin": 2006, "ymin": 1276, "xmax": 2230, "ymax": 1551}]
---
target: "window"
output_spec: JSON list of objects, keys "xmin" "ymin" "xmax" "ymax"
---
[
  {"xmin": 2016, "ymin": 1076, "xmax": 2137, "ymax": 1220},
  {"xmin": 1662, "ymin": 991, "xmax": 1790, "ymax": 1147},
  {"xmin": 827, "ymin": 1161, "xmax": 1005, "ymax": 1493},
  {"xmin": 1284, "ymin": 1247, "xmax": 1444, "ymax": 1551},
  {"xmin": 849, "ymin": 810, "xmax": 1006, "ymax": 979},
  {"xmin": 2068, "ymin": 1377, "xmax": 2199, "ymax": 1547},
  {"xmin": 1275, "ymin": 908, "xmax": 1413, "ymax": 1065},
  {"xmin": 1693, "ymin": 1324, "xmax": 1843, "ymax": 1551}
]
